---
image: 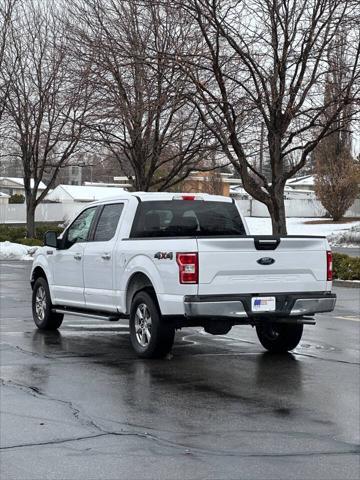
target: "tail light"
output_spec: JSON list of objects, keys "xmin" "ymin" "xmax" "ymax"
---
[
  {"xmin": 327, "ymin": 251, "xmax": 333, "ymax": 281},
  {"xmin": 176, "ymin": 253, "xmax": 198, "ymax": 284}
]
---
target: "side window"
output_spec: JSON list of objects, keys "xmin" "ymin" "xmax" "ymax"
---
[
  {"xmin": 66, "ymin": 207, "xmax": 97, "ymax": 246},
  {"xmin": 93, "ymin": 203, "xmax": 124, "ymax": 242}
]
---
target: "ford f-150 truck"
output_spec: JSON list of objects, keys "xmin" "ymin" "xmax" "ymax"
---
[{"xmin": 30, "ymin": 192, "xmax": 336, "ymax": 358}]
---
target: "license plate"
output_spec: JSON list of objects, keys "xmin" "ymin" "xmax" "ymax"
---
[{"xmin": 251, "ymin": 296, "xmax": 276, "ymax": 312}]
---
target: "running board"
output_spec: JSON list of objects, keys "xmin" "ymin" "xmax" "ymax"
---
[{"xmin": 52, "ymin": 308, "xmax": 120, "ymax": 322}]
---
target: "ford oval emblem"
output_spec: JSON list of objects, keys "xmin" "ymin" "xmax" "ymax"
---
[{"xmin": 257, "ymin": 257, "xmax": 275, "ymax": 265}]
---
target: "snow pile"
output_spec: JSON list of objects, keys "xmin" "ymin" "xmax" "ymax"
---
[
  {"xmin": 0, "ymin": 241, "xmax": 39, "ymax": 261},
  {"xmin": 246, "ymin": 217, "xmax": 360, "ymax": 241},
  {"xmin": 328, "ymin": 224, "xmax": 360, "ymax": 248}
]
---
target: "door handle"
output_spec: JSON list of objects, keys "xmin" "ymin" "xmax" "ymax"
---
[
  {"xmin": 101, "ymin": 253, "xmax": 111, "ymax": 260},
  {"xmin": 74, "ymin": 253, "xmax": 82, "ymax": 261}
]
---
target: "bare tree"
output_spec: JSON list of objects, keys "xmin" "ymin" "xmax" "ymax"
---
[
  {"xmin": 0, "ymin": 0, "xmax": 17, "ymax": 123},
  {"xmin": 69, "ymin": 0, "xmax": 213, "ymax": 192},
  {"xmin": 315, "ymin": 33, "xmax": 359, "ymax": 220},
  {"xmin": 1, "ymin": 0, "xmax": 92, "ymax": 237},
  {"xmin": 179, "ymin": 0, "xmax": 360, "ymax": 233}
]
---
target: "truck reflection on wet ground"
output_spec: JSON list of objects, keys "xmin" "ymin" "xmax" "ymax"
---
[{"xmin": 1, "ymin": 261, "xmax": 359, "ymax": 480}]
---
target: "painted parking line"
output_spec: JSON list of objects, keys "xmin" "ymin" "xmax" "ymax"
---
[{"xmin": 334, "ymin": 316, "xmax": 360, "ymax": 322}]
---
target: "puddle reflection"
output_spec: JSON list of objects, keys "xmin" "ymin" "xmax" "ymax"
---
[{"xmin": 26, "ymin": 328, "xmax": 304, "ymax": 414}]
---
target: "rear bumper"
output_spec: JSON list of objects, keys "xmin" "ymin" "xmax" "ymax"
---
[{"xmin": 184, "ymin": 292, "xmax": 336, "ymax": 320}]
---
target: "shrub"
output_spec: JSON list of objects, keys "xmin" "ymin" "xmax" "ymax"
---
[
  {"xmin": 14, "ymin": 237, "xmax": 43, "ymax": 247},
  {"xmin": 35, "ymin": 224, "xmax": 63, "ymax": 240},
  {"xmin": 0, "ymin": 226, "xmax": 26, "ymax": 242},
  {"xmin": 333, "ymin": 253, "xmax": 360, "ymax": 281},
  {"xmin": 0, "ymin": 223, "xmax": 63, "ymax": 244},
  {"xmin": 314, "ymin": 154, "xmax": 359, "ymax": 221},
  {"xmin": 9, "ymin": 193, "xmax": 25, "ymax": 204}
]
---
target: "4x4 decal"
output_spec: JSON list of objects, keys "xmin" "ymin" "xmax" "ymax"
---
[{"xmin": 154, "ymin": 252, "xmax": 173, "ymax": 260}]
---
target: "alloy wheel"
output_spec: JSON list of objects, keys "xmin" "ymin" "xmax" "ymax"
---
[
  {"xmin": 134, "ymin": 303, "xmax": 152, "ymax": 347},
  {"xmin": 35, "ymin": 286, "xmax": 46, "ymax": 321}
]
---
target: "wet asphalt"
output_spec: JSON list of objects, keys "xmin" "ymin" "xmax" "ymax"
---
[
  {"xmin": 0, "ymin": 261, "xmax": 359, "ymax": 480},
  {"xmin": 332, "ymin": 247, "xmax": 360, "ymax": 258}
]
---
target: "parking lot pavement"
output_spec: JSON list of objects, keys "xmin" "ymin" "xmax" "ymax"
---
[
  {"xmin": 332, "ymin": 246, "xmax": 360, "ymax": 257},
  {"xmin": 0, "ymin": 261, "xmax": 359, "ymax": 480}
]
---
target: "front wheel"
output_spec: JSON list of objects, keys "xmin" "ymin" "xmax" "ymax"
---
[
  {"xmin": 129, "ymin": 291, "xmax": 175, "ymax": 359},
  {"xmin": 32, "ymin": 277, "xmax": 63, "ymax": 330},
  {"xmin": 256, "ymin": 322, "xmax": 303, "ymax": 353}
]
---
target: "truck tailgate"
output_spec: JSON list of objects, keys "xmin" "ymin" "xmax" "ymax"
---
[{"xmin": 197, "ymin": 237, "xmax": 329, "ymax": 295}]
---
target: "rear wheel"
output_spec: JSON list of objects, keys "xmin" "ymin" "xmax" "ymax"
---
[
  {"xmin": 256, "ymin": 322, "xmax": 303, "ymax": 353},
  {"xmin": 129, "ymin": 291, "xmax": 175, "ymax": 359},
  {"xmin": 32, "ymin": 277, "xmax": 63, "ymax": 330}
]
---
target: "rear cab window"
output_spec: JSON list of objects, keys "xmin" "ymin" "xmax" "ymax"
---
[{"xmin": 130, "ymin": 200, "xmax": 246, "ymax": 238}]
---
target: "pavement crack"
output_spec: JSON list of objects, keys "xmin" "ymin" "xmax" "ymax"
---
[
  {"xmin": 0, "ymin": 434, "xmax": 109, "ymax": 451},
  {"xmin": 294, "ymin": 352, "xmax": 360, "ymax": 365},
  {"xmin": 2, "ymin": 379, "xmax": 360, "ymax": 458},
  {"xmin": 0, "ymin": 379, "xmax": 102, "ymax": 433},
  {"xmin": 1, "ymin": 431, "xmax": 359, "ymax": 458},
  {"xmin": 0, "ymin": 343, "xmax": 53, "ymax": 359}
]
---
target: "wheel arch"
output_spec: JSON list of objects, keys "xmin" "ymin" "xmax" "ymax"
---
[
  {"xmin": 31, "ymin": 266, "xmax": 48, "ymax": 289},
  {"xmin": 125, "ymin": 272, "xmax": 159, "ymax": 315}
]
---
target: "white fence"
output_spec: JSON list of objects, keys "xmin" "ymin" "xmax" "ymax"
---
[
  {"xmin": 0, "ymin": 198, "xmax": 359, "ymax": 224},
  {"xmin": 235, "ymin": 198, "xmax": 360, "ymax": 218},
  {"xmin": 0, "ymin": 203, "xmax": 80, "ymax": 225}
]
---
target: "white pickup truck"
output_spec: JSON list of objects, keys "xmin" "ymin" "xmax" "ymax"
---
[{"xmin": 31, "ymin": 192, "xmax": 336, "ymax": 358}]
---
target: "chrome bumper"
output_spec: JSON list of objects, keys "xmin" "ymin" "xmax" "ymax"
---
[
  {"xmin": 184, "ymin": 300, "xmax": 247, "ymax": 318},
  {"xmin": 290, "ymin": 297, "xmax": 336, "ymax": 316},
  {"xmin": 184, "ymin": 294, "xmax": 336, "ymax": 319}
]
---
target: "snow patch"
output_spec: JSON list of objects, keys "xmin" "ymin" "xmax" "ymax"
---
[
  {"xmin": 246, "ymin": 217, "xmax": 360, "ymax": 240},
  {"xmin": 328, "ymin": 224, "xmax": 360, "ymax": 248},
  {"xmin": 0, "ymin": 241, "xmax": 38, "ymax": 261}
]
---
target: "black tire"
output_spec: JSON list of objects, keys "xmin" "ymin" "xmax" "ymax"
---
[
  {"xmin": 129, "ymin": 290, "xmax": 175, "ymax": 359},
  {"xmin": 256, "ymin": 322, "xmax": 303, "ymax": 353},
  {"xmin": 32, "ymin": 277, "xmax": 63, "ymax": 330}
]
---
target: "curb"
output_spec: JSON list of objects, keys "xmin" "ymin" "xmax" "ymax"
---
[{"xmin": 333, "ymin": 279, "xmax": 360, "ymax": 288}]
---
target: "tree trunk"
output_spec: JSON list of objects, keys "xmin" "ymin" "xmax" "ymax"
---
[
  {"xmin": 132, "ymin": 153, "xmax": 149, "ymax": 191},
  {"xmin": 25, "ymin": 197, "xmax": 36, "ymax": 238},
  {"xmin": 267, "ymin": 130, "xmax": 287, "ymax": 235},
  {"xmin": 268, "ymin": 191, "xmax": 287, "ymax": 235},
  {"xmin": 134, "ymin": 172, "xmax": 148, "ymax": 191}
]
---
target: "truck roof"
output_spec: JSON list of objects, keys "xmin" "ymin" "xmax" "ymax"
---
[{"xmin": 88, "ymin": 191, "xmax": 233, "ymax": 205}]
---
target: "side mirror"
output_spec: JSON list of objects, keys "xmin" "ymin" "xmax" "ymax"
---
[{"xmin": 44, "ymin": 231, "xmax": 58, "ymax": 248}]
